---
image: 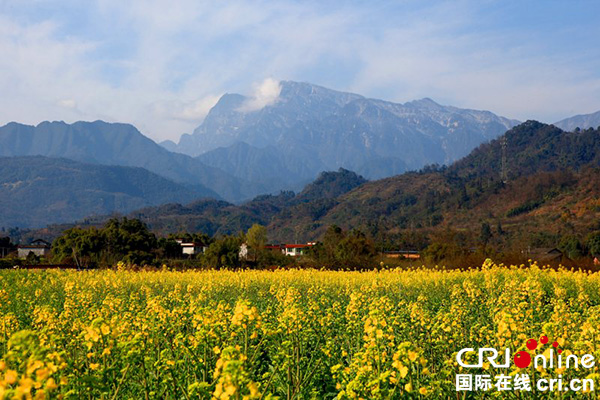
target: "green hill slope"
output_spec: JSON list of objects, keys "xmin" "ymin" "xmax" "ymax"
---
[
  {"xmin": 0, "ymin": 156, "xmax": 211, "ymax": 228},
  {"xmin": 267, "ymin": 122, "xmax": 600, "ymax": 245}
]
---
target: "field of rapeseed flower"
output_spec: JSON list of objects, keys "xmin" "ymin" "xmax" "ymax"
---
[{"xmin": 1, "ymin": 261, "xmax": 600, "ymax": 399}]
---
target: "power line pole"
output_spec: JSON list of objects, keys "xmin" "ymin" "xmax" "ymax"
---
[{"xmin": 501, "ymin": 136, "xmax": 508, "ymax": 183}]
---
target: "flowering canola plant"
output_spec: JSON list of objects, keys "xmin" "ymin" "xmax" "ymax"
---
[{"xmin": 1, "ymin": 261, "xmax": 600, "ymax": 398}]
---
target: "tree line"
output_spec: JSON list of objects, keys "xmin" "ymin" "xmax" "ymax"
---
[
  {"xmin": 0, "ymin": 218, "xmax": 379, "ymax": 269},
  {"xmin": 3, "ymin": 216, "xmax": 600, "ymax": 270}
]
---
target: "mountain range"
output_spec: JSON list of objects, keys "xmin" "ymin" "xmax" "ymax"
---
[
  {"xmin": 554, "ymin": 110, "xmax": 600, "ymax": 132},
  {"xmin": 0, "ymin": 121, "xmax": 263, "ymax": 202},
  {"xmin": 1, "ymin": 80, "xmax": 599, "ymax": 231},
  {"xmin": 166, "ymin": 81, "xmax": 519, "ymax": 184}
]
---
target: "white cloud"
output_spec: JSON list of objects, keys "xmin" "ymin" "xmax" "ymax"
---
[
  {"xmin": 237, "ymin": 78, "xmax": 282, "ymax": 113},
  {"xmin": 178, "ymin": 95, "xmax": 222, "ymax": 121},
  {"xmin": 57, "ymin": 99, "xmax": 77, "ymax": 109},
  {"xmin": 0, "ymin": 1, "xmax": 598, "ymax": 142},
  {"xmin": 150, "ymin": 95, "xmax": 222, "ymax": 123},
  {"xmin": 344, "ymin": 3, "xmax": 600, "ymax": 123}
]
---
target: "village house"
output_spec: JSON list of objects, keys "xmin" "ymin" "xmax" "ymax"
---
[
  {"xmin": 263, "ymin": 243, "xmax": 316, "ymax": 257},
  {"xmin": 175, "ymin": 239, "xmax": 206, "ymax": 256},
  {"xmin": 282, "ymin": 243, "xmax": 314, "ymax": 256},
  {"xmin": 240, "ymin": 242, "xmax": 316, "ymax": 259},
  {"xmin": 17, "ymin": 239, "xmax": 51, "ymax": 258}
]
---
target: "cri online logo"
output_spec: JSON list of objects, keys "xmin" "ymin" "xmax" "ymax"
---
[{"xmin": 457, "ymin": 335, "xmax": 596, "ymax": 370}]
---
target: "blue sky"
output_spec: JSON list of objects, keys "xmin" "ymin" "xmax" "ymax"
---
[{"xmin": 1, "ymin": 0, "xmax": 599, "ymax": 142}]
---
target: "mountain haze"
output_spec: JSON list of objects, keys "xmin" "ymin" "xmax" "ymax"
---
[
  {"xmin": 0, "ymin": 156, "xmax": 208, "ymax": 228},
  {"xmin": 0, "ymin": 121, "xmax": 262, "ymax": 202},
  {"xmin": 197, "ymin": 142, "xmax": 311, "ymax": 192},
  {"xmin": 554, "ymin": 110, "xmax": 600, "ymax": 132}
]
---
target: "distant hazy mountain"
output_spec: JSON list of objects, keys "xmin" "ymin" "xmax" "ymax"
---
[
  {"xmin": 169, "ymin": 81, "xmax": 518, "ymax": 183},
  {"xmin": 0, "ymin": 156, "xmax": 210, "ymax": 228},
  {"xmin": 0, "ymin": 120, "xmax": 263, "ymax": 201},
  {"xmin": 197, "ymin": 142, "xmax": 317, "ymax": 192},
  {"xmin": 159, "ymin": 139, "xmax": 178, "ymax": 152},
  {"xmin": 554, "ymin": 110, "xmax": 600, "ymax": 131}
]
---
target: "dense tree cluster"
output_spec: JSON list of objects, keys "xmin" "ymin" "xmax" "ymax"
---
[
  {"xmin": 53, "ymin": 218, "xmax": 158, "ymax": 267},
  {"xmin": 0, "ymin": 236, "xmax": 15, "ymax": 255},
  {"xmin": 0, "ymin": 236, "xmax": 16, "ymax": 268},
  {"xmin": 306, "ymin": 225, "xmax": 377, "ymax": 269}
]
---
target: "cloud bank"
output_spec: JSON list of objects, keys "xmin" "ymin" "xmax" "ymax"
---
[
  {"xmin": 237, "ymin": 78, "xmax": 282, "ymax": 113},
  {"xmin": 0, "ymin": 1, "xmax": 598, "ymax": 141}
]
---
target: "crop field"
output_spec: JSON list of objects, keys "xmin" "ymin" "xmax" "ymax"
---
[{"xmin": 1, "ymin": 262, "xmax": 600, "ymax": 399}]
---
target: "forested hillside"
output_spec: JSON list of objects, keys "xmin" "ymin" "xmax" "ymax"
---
[{"xmin": 0, "ymin": 156, "xmax": 208, "ymax": 228}]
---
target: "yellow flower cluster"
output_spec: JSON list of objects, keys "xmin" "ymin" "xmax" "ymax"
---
[{"xmin": 0, "ymin": 261, "xmax": 599, "ymax": 398}]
